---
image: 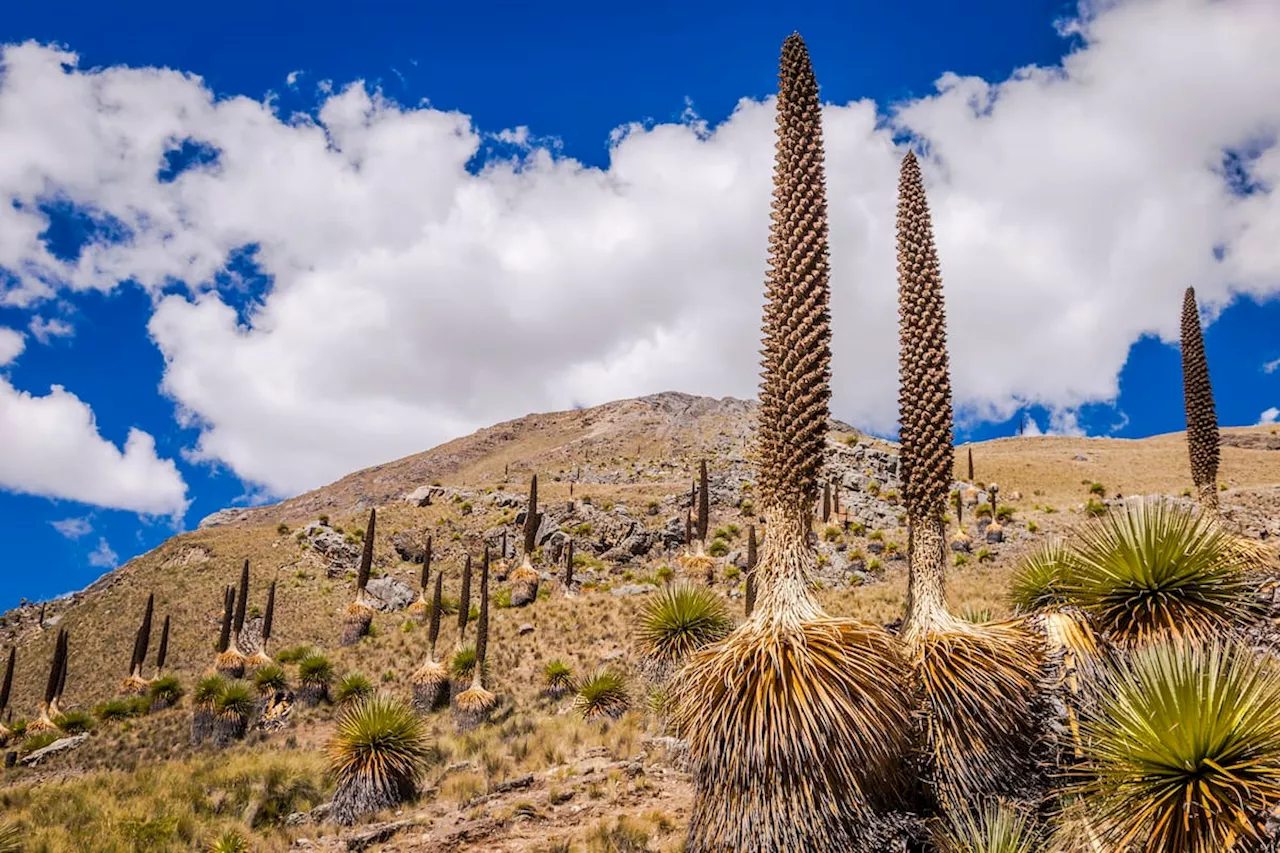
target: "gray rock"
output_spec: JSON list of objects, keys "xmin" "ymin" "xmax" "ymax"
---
[
  {"xmin": 517, "ymin": 623, "xmax": 535, "ymax": 635},
  {"xmin": 21, "ymin": 733, "xmax": 89, "ymax": 765},
  {"xmin": 601, "ymin": 649, "xmax": 626, "ymax": 662},
  {"xmin": 366, "ymin": 577, "xmax": 415, "ymax": 611},
  {"xmin": 986, "ymin": 526, "xmax": 1005, "ymax": 544},
  {"xmin": 390, "ymin": 530, "xmax": 427, "ymax": 564},
  {"xmin": 197, "ymin": 508, "xmax": 251, "ymax": 529}
]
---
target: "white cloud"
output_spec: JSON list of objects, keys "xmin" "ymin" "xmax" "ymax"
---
[
  {"xmin": 51, "ymin": 516, "xmax": 92, "ymax": 539},
  {"xmin": 286, "ymin": 70, "xmax": 300, "ymax": 87},
  {"xmin": 1260, "ymin": 406, "xmax": 1279, "ymax": 425},
  {"xmin": 0, "ymin": 328, "xmax": 23, "ymax": 366},
  {"xmin": 0, "ymin": 327, "xmax": 189, "ymax": 514},
  {"xmin": 0, "ymin": 0, "xmax": 1278, "ymax": 497},
  {"xmin": 1264, "ymin": 358, "xmax": 1280, "ymax": 374},
  {"xmin": 28, "ymin": 315, "xmax": 74, "ymax": 344},
  {"xmin": 88, "ymin": 537, "xmax": 118, "ymax": 568}
]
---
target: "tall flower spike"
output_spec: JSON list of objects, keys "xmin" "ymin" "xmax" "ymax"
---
[
  {"xmin": 1181, "ymin": 286, "xmax": 1220, "ymax": 517},
  {"xmin": 754, "ymin": 33, "xmax": 832, "ymax": 517},
  {"xmin": 670, "ymin": 34, "xmax": 913, "ymax": 852}
]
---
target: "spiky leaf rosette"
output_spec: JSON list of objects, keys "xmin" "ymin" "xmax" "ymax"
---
[
  {"xmin": 753, "ymin": 34, "xmax": 832, "ymax": 515},
  {"xmin": 523, "ymin": 474, "xmax": 539, "ymax": 556},
  {"xmin": 155, "ymin": 614, "xmax": 170, "ymax": 673},
  {"xmin": 697, "ymin": 459, "xmax": 710, "ymax": 541},
  {"xmin": 327, "ymin": 694, "xmax": 431, "ymax": 826},
  {"xmin": 212, "ymin": 681, "xmax": 254, "ymax": 747},
  {"xmin": 913, "ymin": 622, "xmax": 1047, "ymax": 812},
  {"xmin": 253, "ymin": 663, "xmax": 288, "ymax": 694},
  {"xmin": 298, "ymin": 653, "xmax": 334, "ymax": 707},
  {"xmin": 574, "ymin": 667, "xmax": 630, "ymax": 721},
  {"xmin": 637, "ymin": 583, "xmax": 732, "ymax": 663},
  {"xmin": 0, "ymin": 820, "xmax": 20, "ymax": 853},
  {"xmin": 931, "ymin": 800, "xmax": 1042, "ymax": 853},
  {"xmin": 542, "ymin": 659, "xmax": 574, "ymax": 698},
  {"xmin": 208, "ymin": 831, "xmax": 250, "ymax": 853},
  {"xmin": 1060, "ymin": 496, "xmax": 1263, "ymax": 646},
  {"xmin": 190, "ymin": 674, "xmax": 226, "ymax": 744},
  {"xmin": 1180, "ymin": 286, "xmax": 1220, "ymax": 514},
  {"xmin": 147, "ymin": 674, "xmax": 184, "ymax": 711},
  {"xmin": 670, "ymin": 613, "xmax": 914, "ymax": 850},
  {"xmin": 1008, "ymin": 538, "xmax": 1075, "ymax": 614},
  {"xmin": 1071, "ymin": 639, "xmax": 1280, "ymax": 852},
  {"xmin": 336, "ymin": 672, "xmax": 375, "ymax": 706}
]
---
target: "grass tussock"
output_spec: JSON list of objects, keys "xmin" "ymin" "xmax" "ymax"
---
[{"xmin": 0, "ymin": 751, "xmax": 326, "ymax": 852}]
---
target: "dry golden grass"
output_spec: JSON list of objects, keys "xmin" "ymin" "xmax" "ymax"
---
[{"xmin": 0, "ymin": 398, "xmax": 1275, "ymax": 851}]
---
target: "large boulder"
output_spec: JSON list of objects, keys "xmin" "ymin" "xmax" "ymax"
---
[{"xmin": 366, "ymin": 577, "xmax": 415, "ymax": 611}]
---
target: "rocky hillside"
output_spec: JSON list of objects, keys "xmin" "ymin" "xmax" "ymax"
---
[{"xmin": 1, "ymin": 392, "xmax": 1279, "ymax": 851}]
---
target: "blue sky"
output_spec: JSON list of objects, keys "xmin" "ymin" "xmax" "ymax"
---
[{"xmin": 0, "ymin": 0, "xmax": 1277, "ymax": 609}]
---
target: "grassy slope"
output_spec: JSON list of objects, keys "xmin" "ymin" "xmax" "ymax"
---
[{"xmin": 1, "ymin": 392, "xmax": 1278, "ymax": 851}]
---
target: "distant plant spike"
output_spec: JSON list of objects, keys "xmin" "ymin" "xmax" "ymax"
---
[
  {"xmin": 564, "ymin": 539, "xmax": 575, "ymax": 589},
  {"xmin": 967, "ymin": 446, "xmax": 974, "ymax": 482},
  {"xmin": 356, "ymin": 509, "xmax": 376, "ymax": 594},
  {"xmin": 54, "ymin": 629, "xmax": 69, "ymax": 705},
  {"xmin": 457, "ymin": 554, "xmax": 472, "ymax": 646},
  {"xmin": 501, "ymin": 530, "xmax": 508, "ymax": 560},
  {"xmin": 0, "ymin": 646, "xmax": 14, "ymax": 713},
  {"xmin": 130, "ymin": 593, "xmax": 155, "ymax": 680},
  {"xmin": 697, "ymin": 459, "xmax": 710, "ymax": 542},
  {"xmin": 822, "ymin": 481, "xmax": 831, "ymax": 523},
  {"xmin": 40, "ymin": 630, "xmax": 66, "ymax": 713},
  {"xmin": 216, "ymin": 586, "xmax": 234, "ymax": 655},
  {"xmin": 428, "ymin": 570, "xmax": 444, "ymax": 656},
  {"xmin": 262, "ymin": 581, "xmax": 276, "ymax": 643},
  {"xmin": 523, "ymin": 474, "xmax": 539, "ymax": 556},
  {"xmin": 1181, "ymin": 286, "xmax": 1221, "ymax": 515},
  {"xmin": 37, "ymin": 601, "xmax": 44, "ymax": 628},
  {"xmin": 421, "ymin": 535, "xmax": 432, "ymax": 593},
  {"xmin": 685, "ymin": 508, "xmax": 693, "ymax": 547},
  {"xmin": 155, "ymin": 614, "xmax": 170, "ymax": 672},
  {"xmin": 233, "ymin": 560, "xmax": 250, "ymax": 638},
  {"xmin": 476, "ymin": 547, "xmax": 491, "ymax": 669}
]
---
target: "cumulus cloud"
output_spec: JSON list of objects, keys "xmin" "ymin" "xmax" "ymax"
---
[
  {"xmin": 0, "ymin": 0, "xmax": 1278, "ymax": 497},
  {"xmin": 1260, "ymin": 406, "xmax": 1279, "ymax": 425},
  {"xmin": 87, "ymin": 537, "xmax": 118, "ymax": 568},
  {"xmin": 51, "ymin": 517, "xmax": 92, "ymax": 539},
  {"xmin": 1264, "ymin": 358, "xmax": 1280, "ymax": 374},
  {"xmin": 28, "ymin": 315, "xmax": 74, "ymax": 344},
  {"xmin": 0, "ymin": 327, "xmax": 189, "ymax": 514}
]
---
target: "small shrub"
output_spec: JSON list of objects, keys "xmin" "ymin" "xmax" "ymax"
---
[
  {"xmin": 707, "ymin": 539, "xmax": 729, "ymax": 557},
  {"xmin": 1083, "ymin": 498, "xmax": 1108, "ymax": 518},
  {"xmin": 823, "ymin": 526, "xmax": 841, "ymax": 542},
  {"xmin": 995, "ymin": 506, "xmax": 1014, "ymax": 522},
  {"xmin": 1088, "ymin": 482, "xmax": 1106, "ymax": 497},
  {"xmin": 276, "ymin": 522, "xmax": 290, "ymax": 535},
  {"xmin": 543, "ymin": 659, "xmax": 575, "ymax": 697},
  {"xmin": 95, "ymin": 698, "xmax": 144, "ymax": 722},
  {"xmin": 148, "ymin": 674, "xmax": 184, "ymax": 708}
]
